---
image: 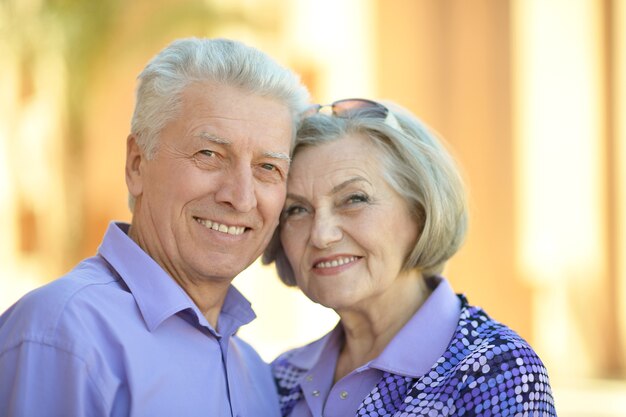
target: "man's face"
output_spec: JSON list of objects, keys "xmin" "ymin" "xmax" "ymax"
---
[{"xmin": 126, "ymin": 81, "xmax": 293, "ymax": 283}]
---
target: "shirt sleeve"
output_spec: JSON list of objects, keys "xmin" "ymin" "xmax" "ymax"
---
[{"xmin": 0, "ymin": 340, "xmax": 109, "ymax": 417}]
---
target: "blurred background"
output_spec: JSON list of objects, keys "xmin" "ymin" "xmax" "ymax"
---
[{"xmin": 1, "ymin": 0, "xmax": 625, "ymax": 414}]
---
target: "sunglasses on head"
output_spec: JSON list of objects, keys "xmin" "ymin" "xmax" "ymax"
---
[{"xmin": 304, "ymin": 98, "xmax": 402, "ymax": 131}]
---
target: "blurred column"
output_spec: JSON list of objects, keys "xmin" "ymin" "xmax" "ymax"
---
[
  {"xmin": 0, "ymin": 3, "xmax": 72, "ymax": 311},
  {"xmin": 614, "ymin": 0, "xmax": 626, "ymax": 375},
  {"xmin": 0, "ymin": 8, "xmax": 22, "ymax": 310},
  {"xmin": 512, "ymin": 0, "xmax": 619, "ymax": 379}
]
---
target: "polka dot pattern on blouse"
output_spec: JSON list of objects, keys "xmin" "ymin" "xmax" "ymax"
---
[{"xmin": 273, "ymin": 294, "xmax": 556, "ymax": 416}]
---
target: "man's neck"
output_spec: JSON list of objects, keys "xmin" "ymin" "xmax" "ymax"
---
[
  {"xmin": 127, "ymin": 221, "xmax": 234, "ymax": 330},
  {"xmin": 179, "ymin": 278, "xmax": 232, "ymax": 330}
]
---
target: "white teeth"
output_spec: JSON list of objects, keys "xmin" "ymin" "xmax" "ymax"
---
[
  {"xmin": 195, "ymin": 218, "xmax": 245, "ymax": 235},
  {"xmin": 315, "ymin": 256, "xmax": 358, "ymax": 269}
]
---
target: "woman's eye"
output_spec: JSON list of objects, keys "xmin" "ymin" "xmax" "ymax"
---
[
  {"xmin": 283, "ymin": 205, "xmax": 307, "ymax": 217},
  {"xmin": 346, "ymin": 193, "xmax": 370, "ymax": 204}
]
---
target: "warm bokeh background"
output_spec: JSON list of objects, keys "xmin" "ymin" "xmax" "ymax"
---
[{"xmin": 1, "ymin": 0, "xmax": 625, "ymax": 414}]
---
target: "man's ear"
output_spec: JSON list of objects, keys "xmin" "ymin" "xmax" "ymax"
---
[{"xmin": 125, "ymin": 134, "xmax": 145, "ymax": 198}]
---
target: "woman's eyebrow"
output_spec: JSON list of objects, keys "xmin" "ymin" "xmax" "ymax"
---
[
  {"xmin": 331, "ymin": 176, "xmax": 370, "ymax": 194},
  {"xmin": 285, "ymin": 192, "xmax": 306, "ymax": 202},
  {"xmin": 284, "ymin": 176, "xmax": 371, "ymax": 203}
]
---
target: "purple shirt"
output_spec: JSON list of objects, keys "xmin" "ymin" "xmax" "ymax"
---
[
  {"xmin": 0, "ymin": 222, "xmax": 280, "ymax": 417},
  {"xmin": 279, "ymin": 278, "xmax": 461, "ymax": 417}
]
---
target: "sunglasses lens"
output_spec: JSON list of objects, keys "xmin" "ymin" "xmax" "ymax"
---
[{"xmin": 331, "ymin": 99, "xmax": 388, "ymax": 119}]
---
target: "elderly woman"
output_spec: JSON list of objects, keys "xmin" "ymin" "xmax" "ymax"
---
[{"xmin": 263, "ymin": 99, "xmax": 556, "ymax": 417}]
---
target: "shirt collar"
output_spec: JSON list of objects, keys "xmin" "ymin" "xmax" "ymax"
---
[
  {"xmin": 367, "ymin": 276, "xmax": 461, "ymax": 378},
  {"xmin": 98, "ymin": 222, "xmax": 256, "ymax": 335}
]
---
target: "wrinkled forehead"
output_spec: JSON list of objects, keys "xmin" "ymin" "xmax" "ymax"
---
[{"xmin": 287, "ymin": 134, "xmax": 385, "ymax": 192}]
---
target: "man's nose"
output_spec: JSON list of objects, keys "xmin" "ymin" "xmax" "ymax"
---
[{"xmin": 215, "ymin": 164, "xmax": 257, "ymax": 212}]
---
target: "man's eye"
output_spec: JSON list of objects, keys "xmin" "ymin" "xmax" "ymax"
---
[
  {"xmin": 255, "ymin": 162, "xmax": 285, "ymax": 184},
  {"xmin": 192, "ymin": 150, "xmax": 221, "ymax": 169},
  {"xmin": 199, "ymin": 150, "xmax": 215, "ymax": 157}
]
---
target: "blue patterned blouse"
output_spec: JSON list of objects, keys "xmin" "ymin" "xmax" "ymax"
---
[{"xmin": 273, "ymin": 291, "xmax": 556, "ymax": 416}]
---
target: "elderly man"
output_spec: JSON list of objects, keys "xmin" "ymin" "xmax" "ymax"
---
[{"xmin": 0, "ymin": 38, "xmax": 309, "ymax": 417}]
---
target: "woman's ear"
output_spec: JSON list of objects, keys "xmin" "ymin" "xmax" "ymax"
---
[{"xmin": 125, "ymin": 134, "xmax": 144, "ymax": 198}]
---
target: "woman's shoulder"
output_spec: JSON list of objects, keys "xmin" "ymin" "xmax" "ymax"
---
[
  {"xmin": 271, "ymin": 349, "xmax": 309, "ymax": 394},
  {"xmin": 271, "ymin": 330, "xmax": 334, "ymax": 387},
  {"xmin": 454, "ymin": 295, "xmax": 545, "ymax": 365},
  {"xmin": 272, "ymin": 333, "xmax": 328, "ymax": 366},
  {"xmin": 447, "ymin": 295, "xmax": 552, "ymax": 383},
  {"xmin": 400, "ymin": 295, "xmax": 556, "ymax": 415},
  {"xmin": 271, "ymin": 333, "xmax": 335, "ymax": 417}
]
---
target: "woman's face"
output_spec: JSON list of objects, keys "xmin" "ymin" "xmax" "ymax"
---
[{"xmin": 280, "ymin": 133, "xmax": 420, "ymax": 312}]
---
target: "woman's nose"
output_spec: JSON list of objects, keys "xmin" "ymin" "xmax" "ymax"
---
[{"xmin": 309, "ymin": 211, "xmax": 342, "ymax": 249}]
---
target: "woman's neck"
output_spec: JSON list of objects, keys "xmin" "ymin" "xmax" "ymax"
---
[{"xmin": 333, "ymin": 271, "xmax": 431, "ymax": 382}]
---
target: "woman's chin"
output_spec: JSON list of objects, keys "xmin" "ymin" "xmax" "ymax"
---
[{"xmin": 309, "ymin": 293, "xmax": 357, "ymax": 312}]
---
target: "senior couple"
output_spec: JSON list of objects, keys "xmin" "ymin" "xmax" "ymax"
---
[{"xmin": 0, "ymin": 38, "xmax": 556, "ymax": 416}]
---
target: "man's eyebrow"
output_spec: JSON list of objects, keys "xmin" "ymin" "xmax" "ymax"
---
[
  {"xmin": 331, "ymin": 176, "xmax": 370, "ymax": 194},
  {"xmin": 264, "ymin": 151, "xmax": 291, "ymax": 164},
  {"xmin": 195, "ymin": 132, "xmax": 231, "ymax": 145},
  {"xmin": 196, "ymin": 132, "xmax": 291, "ymax": 164}
]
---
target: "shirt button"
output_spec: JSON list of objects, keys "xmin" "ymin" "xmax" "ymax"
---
[
  {"xmin": 312, "ymin": 390, "xmax": 320, "ymax": 397},
  {"xmin": 305, "ymin": 375, "xmax": 313, "ymax": 382},
  {"xmin": 340, "ymin": 391, "xmax": 348, "ymax": 399}
]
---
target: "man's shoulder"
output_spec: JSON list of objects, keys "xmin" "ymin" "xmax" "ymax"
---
[
  {"xmin": 4, "ymin": 255, "xmax": 121, "ymax": 316},
  {"xmin": 0, "ymin": 255, "xmax": 124, "ymax": 352}
]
